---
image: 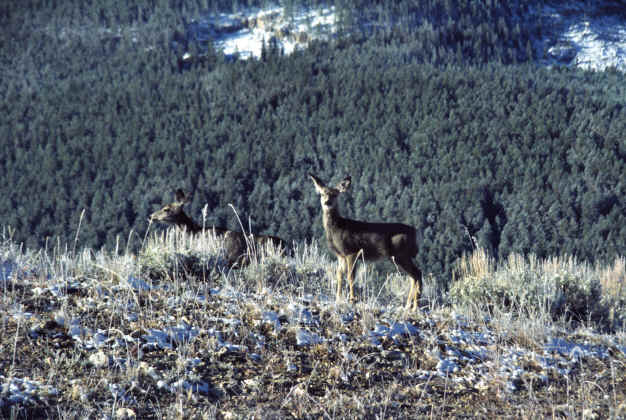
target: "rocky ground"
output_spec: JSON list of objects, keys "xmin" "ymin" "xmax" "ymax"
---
[{"xmin": 1, "ymin": 238, "xmax": 624, "ymax": 419}]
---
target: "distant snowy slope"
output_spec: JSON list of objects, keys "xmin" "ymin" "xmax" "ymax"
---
[
  {"xmin": 178, "ymin": 1, "xmax": 626, "ymax": 71},
  {"xmin": 176, "ymin": 6, "xmax": 337, "ymax": 60},
  {"xmin": 537, "ymin": 1, "xmax": 626, "ymax": 71}
]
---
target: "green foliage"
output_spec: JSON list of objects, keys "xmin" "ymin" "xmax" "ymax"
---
[{"xmin": 0, "ymin": 0, "xmax": 624, "ymax": 289}]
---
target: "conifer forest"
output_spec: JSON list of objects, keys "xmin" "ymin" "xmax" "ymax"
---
[{"xmin": 1, "ymin": 0, "xmax": 624, "ymax": 287}]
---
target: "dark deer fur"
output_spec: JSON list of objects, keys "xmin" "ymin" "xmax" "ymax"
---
[
  {"xmin": 150, "ymin": 189, "xmax": 287, "ymax": 267},
  {"xmin": 310, "ymin": 174, "xmax": 422, "ymax": 310}
]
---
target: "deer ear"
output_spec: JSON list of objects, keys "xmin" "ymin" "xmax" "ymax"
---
[
  {"xmin": 174, "ymin": 189, "xmax": 185, "ymax": 201},
  {"xmin": 309, "ymin": 173, "xmax": 325, "ymax": 192},
  {"xmin": 175, "ymin": 189, "xmax": 191, "ymax": 204},
  {"xmin": 336, "ymin": 176, "xmax": 351, "ymax": 192}
]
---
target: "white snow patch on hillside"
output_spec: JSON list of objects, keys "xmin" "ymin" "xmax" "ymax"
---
[
  {"xmin": 563, "ymin": 18, "xmax": 626, "ymax": 71},
  {"xmin": 213, "ymin": 6, "xmax": 336, "ymax": 59},
  {"xmin": 540, "ymin": 2, "xmax": 626, "ymax": 71},
  {"xmin": 185, "ymin": 2, "xmax": 626, "ymax": 71}
]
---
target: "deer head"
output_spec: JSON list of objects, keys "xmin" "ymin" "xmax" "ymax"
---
[
  {"xmin": 150, "ymin": 189, "xmax": 195, "ymax": 227},
  {"xmin": 309, "ymin": 174, "xmax": 351, "ymax": 211}
]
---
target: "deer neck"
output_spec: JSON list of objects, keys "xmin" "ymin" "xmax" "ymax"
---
[
  {"xmin": 321, "ymin": 206, "xmax": 342, "ymax": 231},
  {"xmin": 177, "ymin": 213, "xmax": 202, "ymax": 234}
]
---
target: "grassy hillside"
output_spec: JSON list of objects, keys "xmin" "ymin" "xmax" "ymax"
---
[
  {"xmin": 2, "ymin": 1, "xmax": 624, "ymax": 417},
  {"xmin": 1, "ymin": 230, "xmax": 624, "ymax": 417},
  {"xmin": 1, "ymin": 0, "xmax": 624, "ymax": 285}
]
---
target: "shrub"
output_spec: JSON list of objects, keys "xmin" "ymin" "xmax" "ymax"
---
[
  {"xmin": 450, "ymin": 248, "xmax": 624, "ymax": 331},
  {"xmin": 137, "ymin": 229, "xmax": 227, "ymax": 283}
]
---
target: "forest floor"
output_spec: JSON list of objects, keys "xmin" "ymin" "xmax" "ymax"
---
[{"xmin": 1, "ymin": 232, "xmax": 625, "ymax": 419}]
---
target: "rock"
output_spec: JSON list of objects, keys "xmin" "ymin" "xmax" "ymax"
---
[
  {"xmin": 89, "ymin": 351, "xmax": 110, "ymax": 368},
  {"xmin": 116, "ymin": 408, "xmax": 136, "ymax": 419}
]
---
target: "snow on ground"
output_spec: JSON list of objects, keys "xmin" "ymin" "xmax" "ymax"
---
[
  {"xmin": 539, "ymin": 1, "xmax": 626, "ymax": 71},
  {"xmin": 2, "ymin": 255, "xmax": 625, "ymax": 409},
  {"xmin": 208, "ymin": 6, "xmax": 336, "ymax": 59},
  {"xmin": 204, "ymin": 2, "xmax": 626, "ymax": 71},
  {"xmin": 563, "ymin": 19, "xmax": 626, "ymax": 71}
]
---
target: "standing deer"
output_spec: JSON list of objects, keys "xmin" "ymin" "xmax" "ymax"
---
[
  {"xmin": 150, "ymin": 189, "xmax": 288, "ymax": 267},
  {"xmin": 309, "ymin": 174, "xmax": 423, "ymax": 310}
]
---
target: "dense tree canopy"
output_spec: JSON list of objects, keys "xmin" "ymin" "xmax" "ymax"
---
[{"xmin": 1, "ymin": 0, "xmax": 624, "ymax": 286}]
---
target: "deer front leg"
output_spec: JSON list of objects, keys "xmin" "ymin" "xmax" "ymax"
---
[
  {"xmin": 335, "ymin": 256, "xmax": 346, "ymax": 302},
  {"xmin": 345, "ymin": 253, "xmax": 358, "ymax": 303}
]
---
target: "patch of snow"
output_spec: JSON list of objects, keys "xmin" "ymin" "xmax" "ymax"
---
[
  {"xmin": 173, "ymin": 379, "xmax": 212, "ymax": 395},
  {"xmin": 263, "ymin": 310, "xmax": 282, "ymax": 334},
  {"xmin": 287, "ymin": 361, "xmax": 298, "ymax": 372},
  {"xmin": 368, "ymin": 321, "xmax": 419, "ymax": 345},
  {"xmin": 182, "ymin": 2, "xmax": 625, "ymax": 70},
  {"xmin": 126, "ymin": 275, "xmax": 155, "ymax": 291},
  {"xmin": 0, "ymin": 376, "xmax": 58, "ymax": 408},
  {"xmin": 142, "ymin": 322, "xmax": 201, "ymax": 350},
  {"xmin": 537, "ymin": 1, "xmax": 626, "ymax": 71},
  {"xmin": 55, "ymin": 313, "xmax": 113, "ymax": 350},
  {"xmin": 436, "ymin": 358, "xmax": 460, "ymax": 375},
  {"xmin": 47, "ymin": 281, "xmax": 82, "ymax": 297},
  {"xmin": 182, "ymin": 5, "xmax": 337, "ymax": 60},
  {"xmin": 3, "ymin": 256, "xmax": 625, "ymax": 413},
  {"xmin": 10, "ymin": 307, "xmax": 34, "ymax": 322},
  {"xmin": 214, "ymin": 285, "xmax": 246, "ymax": 300},
  {"xmin": 218, "ymin": 6, "xmax": 336, "ymax": 59},
  {"xmin": 208, "ymin": 316, "xmax": 242, "ymax": 327},
  {"xmin": 296, "ymin": 328, "xmax": 325, "ymax": 346},
  {"xmin": 89, "ymin": 351, "xmax": 111, "ymax": 368},
  {"xmin": 286, "ymin": 302, "xmax": 318, "ymax": 326},
  {"xmin": 142, "ymin": 329, "xmax": 174, "ymax": 350},
  {"xmin": 448, "ymin": 329, "xmax": 494, "ymax": 346},
  {"xmin": 248, "ymin": 352, "xmax": 263, "ymax": 363},
  {"xmin": 340, "ymin": 311, "xmax": 356, "ymax": 324},
  {"xmin": 535, "ymin": 354, "xmax": 572, "ymax": 376},
  {"xmin": 563, "ymin": 19, "xmax": 626, "ymax": 71},
  {"xmin": 545, "ymin": 336, "xmax": 610, "ymax": 360},
  {"xmin": 108, "ymin": 383, "xmax": 136, "ymax": 404}
]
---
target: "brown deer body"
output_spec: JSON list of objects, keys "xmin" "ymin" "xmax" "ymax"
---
[
  {"xmin": 310, "ymin": 174, "xmax": 422, "ymax": 310},
  {"xmin": 150, "ymin": 189, "xmax": 287, "ymax": 267}
]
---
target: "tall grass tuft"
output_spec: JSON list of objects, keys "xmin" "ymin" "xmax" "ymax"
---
[
  {"xmin": 450, "ymin": 247, "xmax": 625, "ymax": 332},
  {"xmin": 137, "ymin": 228, "xmax": 228, "ymax": 284}
]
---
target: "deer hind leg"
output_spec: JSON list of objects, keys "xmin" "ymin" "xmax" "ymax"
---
[
  {"xmin": 407, "ymin": 278, "xmax": 419, "ymax": 311},
  {"xmin": 396, "ymin": 257, "xmax": 423, "ymax": 311}
]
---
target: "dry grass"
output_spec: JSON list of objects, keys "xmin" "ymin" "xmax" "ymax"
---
[
  {"xmin": 451, "ymin": 247, "xmax": 626, "ymax": 333},
  {"xmin": 1, "ymin": 229, "xmax": 624, "ymax": 419}
]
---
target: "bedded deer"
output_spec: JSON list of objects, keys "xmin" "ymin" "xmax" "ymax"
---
[
  {"xmin": 310, "ymin": 174, "xmax": 422, "ymax": 311},
  {"xmin": 150, "ymin": 189, "xmax": 288, "ymax": 266}
]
